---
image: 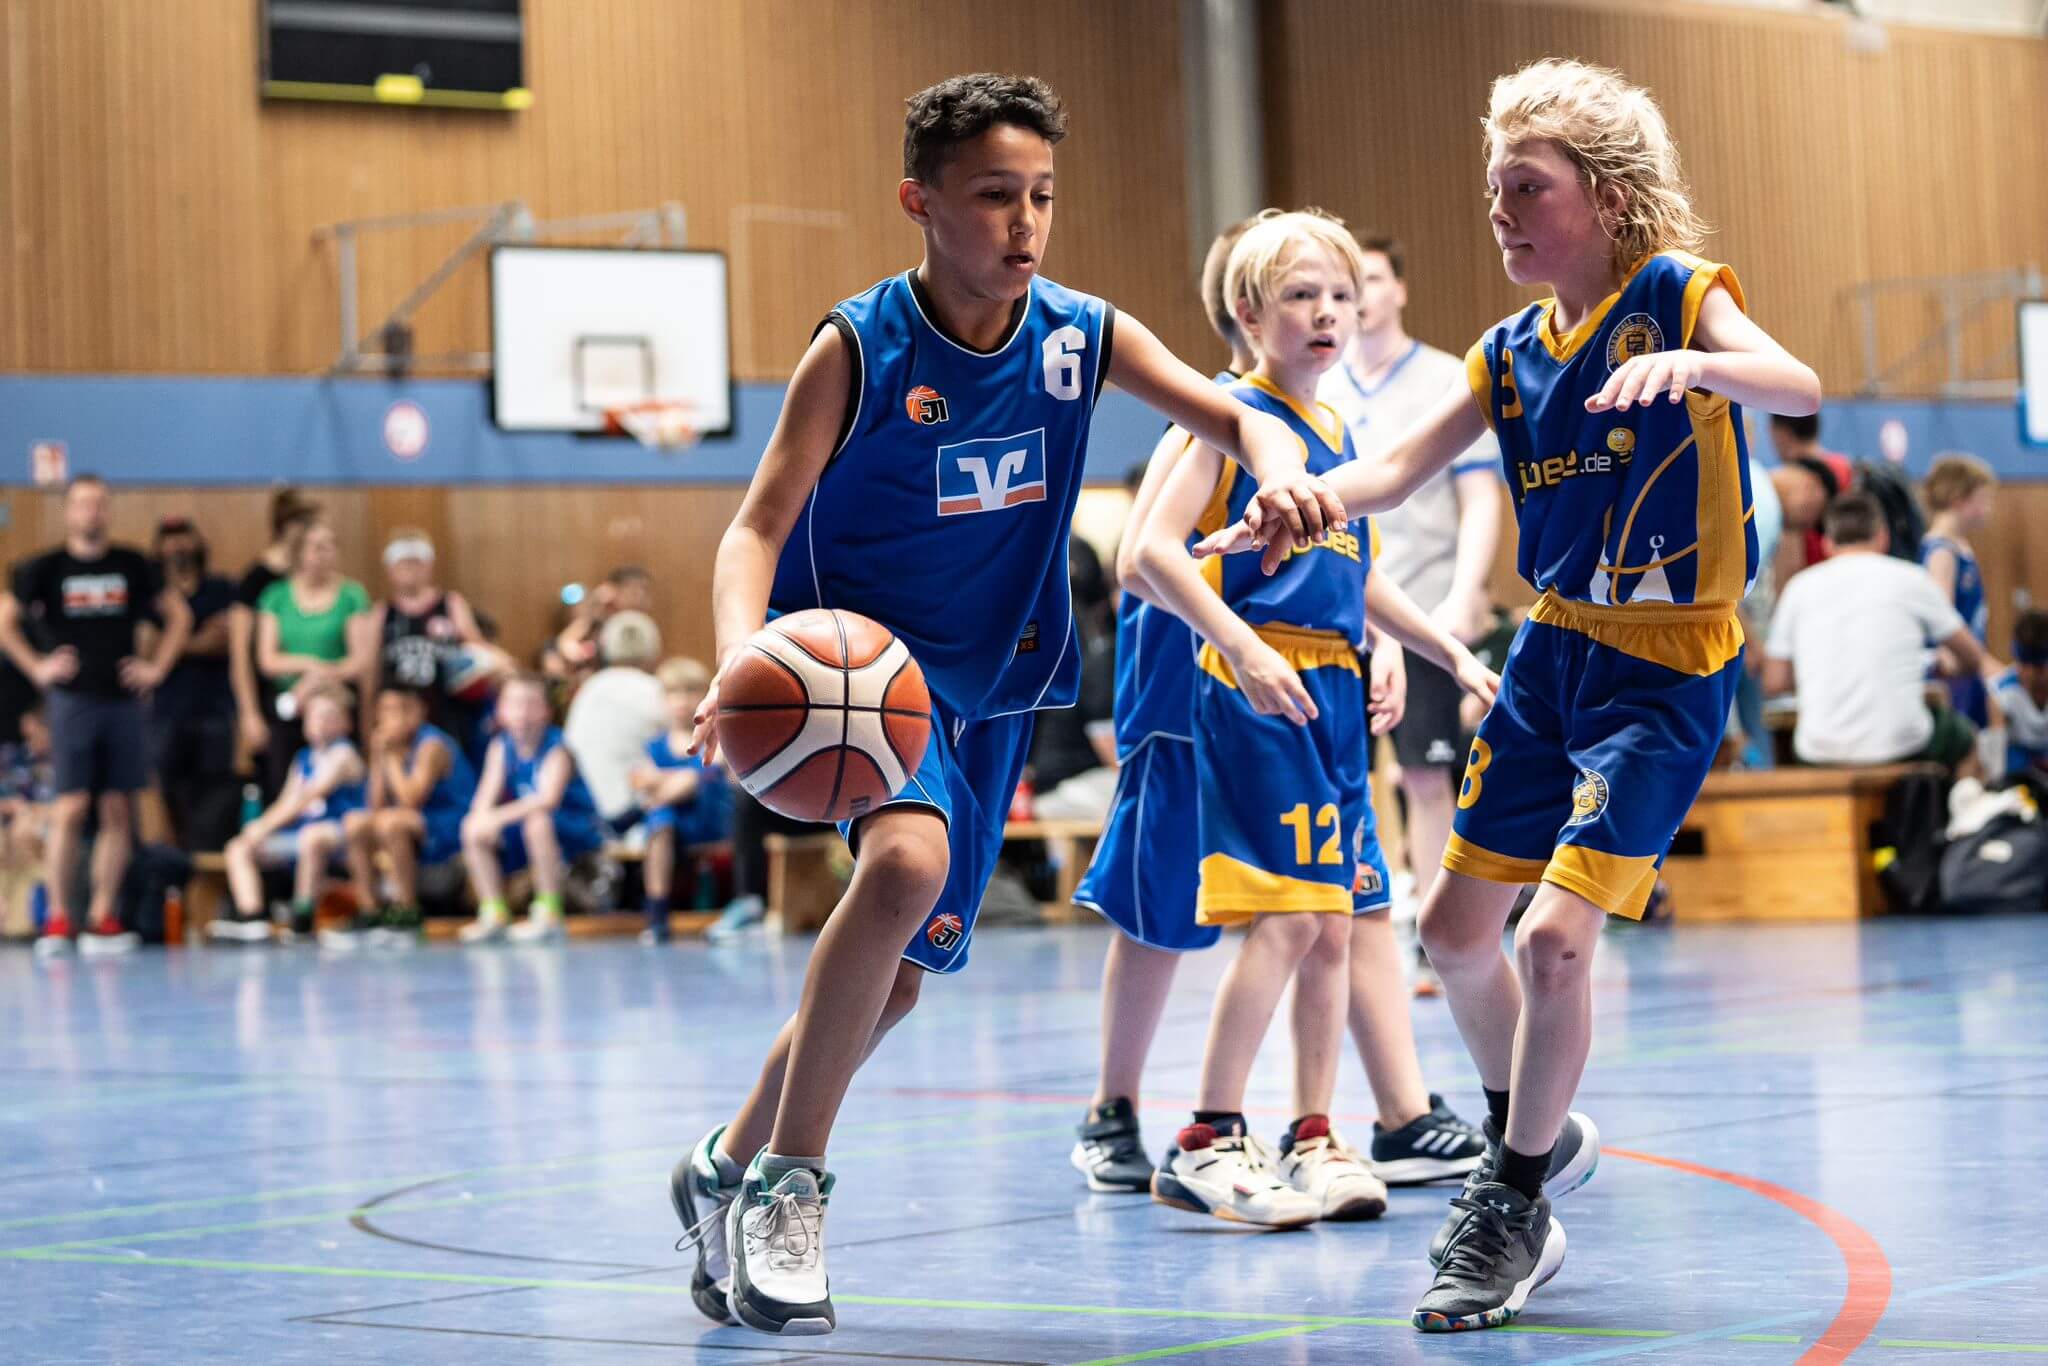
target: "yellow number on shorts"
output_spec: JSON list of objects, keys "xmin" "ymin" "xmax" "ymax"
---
[
  {"xmin": 1281, "ymin": 803, "xmax": 1345, "ymax": 865},
  {"xmin": 1457, "ymin": 737, "xmax": 1493, "ymax": 811}
]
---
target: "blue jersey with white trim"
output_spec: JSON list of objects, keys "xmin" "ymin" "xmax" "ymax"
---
[
  {"xmin": 1196, "ymin": 377, "xmax": 1369, "ymax": 646},
  {"xmin": 1110, "ymin": 371, "xmax": 1238, "ymax": 755},
  {"xmin": 496, "ymin": 726, "xmax": 598, "ymax": 821},
  {"xmin": 1921, "ymin": 535, "xmax": 1988, "ymax": 641},
  {"xmin": 1466, "ymin": 251, "xmax": 1759, "ymax": 612},
  {"xmin": 771, "ymin": 271, "xmax": 1113, "ymax": 720}
]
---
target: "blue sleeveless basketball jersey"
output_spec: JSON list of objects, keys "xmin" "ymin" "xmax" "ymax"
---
[
  {"xmin": 1467, "ymin": 252, "xmax": 1758, "ymax": 648},
  {"xmin": 291, "ymin": 739, "xmax": 365, "ymax": 825},
  {"xmin": 1109, "ymin": 370, "xmax": 1237, "ymax": 756},
  {"xmin": 1196, "ymin": 376, "xmax": 1368, "ymax": 646},
  {"xmin": 771, "ymin": 271, "xmax": 1114, "ymax": 720},
  {"xmin": 497, "ymin": 726, "xmax": 597, "ymax": 821},
  {"xmin": 412, "ymin": 724, "xmax": 476, "ymax": 828},
  {"xmin": 1921, "ymin": 535, "xmax": 1987, "ymax": 640}
]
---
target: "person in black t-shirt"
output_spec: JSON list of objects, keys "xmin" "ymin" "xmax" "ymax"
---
[
  {"xmin": 0, "ymin": 475, "xmax": 191, "ymax": 955},
  {"xmin": 150, "ymin": 516, "xmax": 240, "ymax": 852}
]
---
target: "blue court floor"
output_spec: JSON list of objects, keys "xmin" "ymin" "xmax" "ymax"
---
[{"xmin": 4, "ymin": 916, "xmax": 2044, "ymax": 1364}]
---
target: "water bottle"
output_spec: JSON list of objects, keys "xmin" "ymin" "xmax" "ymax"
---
[
  {"xmin": 29, "ymin": 881, "xmax": 47, "ymax": 934},
  {"xmin": 241, "ymin": 783, "xmax": 263, "ymax": 828},
  {"xmin": 163, "ymin": 884, "xmax": 184, "ymax": 946}
]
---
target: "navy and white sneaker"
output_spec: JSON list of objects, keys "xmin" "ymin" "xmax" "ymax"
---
[
  {"xmin": 670, "ymin": 1125, "xmax": 743, "ymax": 1324},
  {"xmin": 1370, "ymin": 1093, "xmax": 1487, "ymax": 1185},
  {"xmin": 1429, "ymin": 1111, "xmax": 1599, "ymax": 1267},
  {"xmin": 1070, "ymin": 1098, "xmax": 1154, "ymax": 1193},
  {"xmin": 728, "ymin": 1157, "xmax": 835, "ymax": 1335},
  {"xmin": 1413, "ymin": 1182, "xmax": 1566, "ymax": 1332}
]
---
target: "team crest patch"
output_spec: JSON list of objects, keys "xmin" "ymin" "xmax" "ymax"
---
[
  {"xmin": 1606, "ymin": 313, "xmax": 1664, "ymax": 372},
  {"xmin": 925, "ymin": 912, "xmax": 964, "ymax": 951},
  {"xmin": 905, "ymin": 384, "xmax": 950, "ymax": 425},
  {"xmin": 1567, "ymin": 767, "xmax": 1610, "ymax": 827}
]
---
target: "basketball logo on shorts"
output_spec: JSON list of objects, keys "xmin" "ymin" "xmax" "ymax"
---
[
  {"xmin": 1352, "ymin": 818, "xmax": 1382, "ymax": 896},
  {"xmin": 1606, "ymin": 313, "xmax": 1664, "ymax": 372},
  {"xmin": 1568, "ymin": 767, "xmax": 1610, "ymax": 826},
  {"xmin": 905, "ymin": 385, "xmax": 950, "ymax": 425},
  {"xmin": 925, "ymin": 911, "xmax": 965, "ymax": 951}
]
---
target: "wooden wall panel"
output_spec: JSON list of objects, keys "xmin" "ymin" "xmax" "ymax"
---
[
  {"xmin": 1267, "ymin": 0, "xmax": 2048, "ymax": 397},
  {"xmin": 0, "ymin": 0, "xmax": 1200, "ymax": 378}
]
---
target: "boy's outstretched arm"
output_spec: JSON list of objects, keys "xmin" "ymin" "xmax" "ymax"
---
[
  {"xmin": 691, "ymin": 326, "xmax": 854, "ymax": 761},
  {"xmin": 1107, "ymin": 312, "xmax": 1344, "ymax": 553},
  {"xmin": 1588, "ymin": 284, "xmax": 1821, "ymax": 416}
]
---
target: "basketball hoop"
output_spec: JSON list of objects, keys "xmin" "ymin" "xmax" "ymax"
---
[{"xmin": 605, "ymin": 399, "xmax": 701, "ymax": 452}]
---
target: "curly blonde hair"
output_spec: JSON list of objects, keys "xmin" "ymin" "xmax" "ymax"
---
[
  {"xmin": 1223, "ymin": 208, "xmax": 1367, "ymax": 343},
  {"xmin": 1485, "ymin": 59, "xmax": 1706, "ymax": 272}
]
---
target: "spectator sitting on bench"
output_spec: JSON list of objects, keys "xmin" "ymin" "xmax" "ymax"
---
[
  {"xmin": 629, "ymin": 656, "xmax": 729, "ymax": 945},
  {"xmin": 329, "ymin": 686, "xmax": 478, "ymax": 950},
  {"xmin": 0, "ymin": 704, "xmax": 56, "ymax": 936},
  {"xmin": 213, "ymin": 684, "xmax": 365, "ymax": 942},
  {"xmin": 1764, "ymin": 491, "xmax": 2000, "ymax": 772},
  {"xmin": 459, "ymin": 673, "xmax": 602, "ymax": 946},
  {"xmin": 1993, "ymin": 609, "xmax": 2048, "ymax": 780}
]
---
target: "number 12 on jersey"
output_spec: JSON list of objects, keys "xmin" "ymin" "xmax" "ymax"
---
[{"xmin": 1280, "ymin": 802, "xmax": 1344, "ymax": 866}]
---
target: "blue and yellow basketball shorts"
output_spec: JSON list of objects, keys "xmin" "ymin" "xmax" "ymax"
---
[
  {"xmin": 1072, "ymin": 735, "xmax": 1216, "ymax": 952},
  {"xmin": 842, "ymin": 704, "xmax": 1036, "ymax": 975},
  {"xmin": 1445, "ymin": 613, "xmax": 1742, "ymax": 919},
  {"xmin": 1192, "ymin": 632, "xmax": 1392, "ymax": 926}
]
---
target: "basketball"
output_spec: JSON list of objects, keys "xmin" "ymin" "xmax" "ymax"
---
[{"xmin": 716, "ymin": 609, "xmax": 932, "ymax": 823}]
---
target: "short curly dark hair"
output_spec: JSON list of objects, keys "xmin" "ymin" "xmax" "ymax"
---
[{"xmin": 903, "ymin": 73, "xmax": 1067, "ymax": 184}]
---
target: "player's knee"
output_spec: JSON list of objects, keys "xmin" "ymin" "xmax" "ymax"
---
[
  {"xmin": 460, "ymin": 815, "xmax": 492, "ymax": 847},
  {"xmin": 1513, "ymin": 906, "xmax": 1595, "ymax": 993},
  {"xmin": 879, "ymin": 960, "xmax": 925, "ymax": 1030},
  {"xmin": 853, "ymin": 823, "xmax": 949, "ymax": 906},
  {"xmin": 96, "ymin": 790, "xmax": 131, "ymax": 824},
  {"xmin": 1255, "ymin": 911, "xmax": 1323, "ymax": 960},
  {"xmin": 1309, "ymin": 912, "xmax": 1352, "ymax": 962},
  {"xmin": 343, "ymin": 809, "xmax": 372, "ymax": 838},
  {"xmin": 1418, "ymin": 897, "xmax": 1490, "ymax": 967},
  {"xmin": 52, "ymin": 793, "xmax": 90, "ymax": 827}
]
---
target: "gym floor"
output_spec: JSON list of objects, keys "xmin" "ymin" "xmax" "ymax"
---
[{"xmin": 4, "ymin": 916, "xmax": 2041, "ymax": 1364}]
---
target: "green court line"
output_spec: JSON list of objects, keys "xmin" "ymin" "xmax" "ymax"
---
[
  {"xmin": 1068, "ymin": 1323, "xmax": 1340, "ymax": 1365},
  {"xmin": 1, "ymin": 1123, "xmax": 1078, "ymax": 1257},
  {"xmin": 1, "ymin": 1080, "xmax": 301, "ymax": 1123},
  {"xmin": 0, "ymin": 1108, "xmax": 955, "ymax": 1234}
]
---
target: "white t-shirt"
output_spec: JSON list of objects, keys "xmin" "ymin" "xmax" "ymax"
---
[
  {"xmin": 563, "ymin": 666, "xmax": 668, "ymax": 819},
  {"xmin": 1318, "ymin": 339, "xmax": 1499, "ymax": 609},
  {"xmin": 1765, "ymin": 552, "xmax": 1965, "ymax": 765}
]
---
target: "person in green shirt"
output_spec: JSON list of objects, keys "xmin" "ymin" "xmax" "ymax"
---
[{"xmin": 256, "ymin": 517, "xmax": 374, "ymax": 779}]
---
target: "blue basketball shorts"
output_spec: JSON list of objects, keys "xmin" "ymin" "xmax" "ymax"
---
[
  {"xmin": 1445, "ymin": 607, "xmax": 1741, "ymax": 919},
  {"xmin": 1073, "ymin": 735, "xmax": 1217, "ymax": 952},
  {"xmin": 1192, "ymin": 629, "xmax": 1391, "ymax": 926},
  {"xmin": 497, "ymin": 811, "xmax": 604, "ymax": 874},
  {"xmin": 842, "ymin": 702, "xmax": 1036, "ymax": 975}
]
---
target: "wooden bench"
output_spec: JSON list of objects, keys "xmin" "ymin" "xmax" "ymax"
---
[
  {"xmin": 764, "ymin": 817, "xmax": 1106, "ymax": 934},
  {"xmin": 1660, "ymin": 762, "xmax": 1939, "ymax": 922}
]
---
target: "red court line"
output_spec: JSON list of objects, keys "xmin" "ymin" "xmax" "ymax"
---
[
  {"xmin": 885, "ymin": 1088, "xmax": 1892, "ymax": 1362},
  {"xmin": 1605, "ymin": 1147, "xmax": 1891, "ymax": 1365}
]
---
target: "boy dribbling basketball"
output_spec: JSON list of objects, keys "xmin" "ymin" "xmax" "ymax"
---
[{"xmin": 672, "ymin": 73, "xmax": 1340, "ymax": 1337}]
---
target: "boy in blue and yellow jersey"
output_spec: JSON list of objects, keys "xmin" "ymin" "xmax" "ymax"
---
[
  {"xmin": 214, "ymin": 685, "xmax": 365, "ymax": 943},
  {"xmin": 1920, "ymin": 453, "xmax": 1997, "ymax": 726},
  {"xmin": 1198, "ymin": 61, "xmax": 1821, "ymax": 1330},
  {"xmin": 457, "ymin": 674, "xmax": 601, "ymax": 947},
  {"xmin": 669, "ymin": 74, "xmax": 1340, "ymax": 1338},
  {"xmin": 331, "ymin": 686, "xmax": 477, "ymax": 949},
  {"xmin": 1134, "ymin": 210, "xmax": 1498, "ymax": 1229}
]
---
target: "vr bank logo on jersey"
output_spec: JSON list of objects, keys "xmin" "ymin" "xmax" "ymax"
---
[{"xmin": 935, "ymin": 428, "xmax": 1048, "ymax": 517}]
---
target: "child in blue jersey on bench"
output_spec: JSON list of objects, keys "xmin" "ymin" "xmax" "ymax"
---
[
  {"xmin": 459, "ymin": 673, "xmax": 601, "ymax": 945},
  {"xmin": 329, "ymin": 685, "xmax": 477, "ymax": 949},
  {"xmin": 214, "ymin": 684, "xmax": 365, "ymax": 942},
  {"xmin": 631, "ymin": 656, "xmax": 729, "ymax": 945}
]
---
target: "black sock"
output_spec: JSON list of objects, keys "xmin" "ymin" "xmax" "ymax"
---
[
  {"xmin": 1192, "ymin": 1110, "xmax": 1247, "ymax": 1137},
  {"xmin": 1496, "ymin": 1143, "xmax": 1551, "ymax": 1201},
  {"xmin": 1483, "ymin": 1087, "xmax": 1511, "ymax": 1134},
  {"xmin": 644, "ymin": 895, "xmax": 670, "ymax": 923}
]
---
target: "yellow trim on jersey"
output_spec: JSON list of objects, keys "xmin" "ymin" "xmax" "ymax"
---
[
  {"xmin": 1242, "ymin": 374, "xmax": 1346, "ymax": 454},
  {"xmin": 1196, "ymin": 851, "xmax": 1351, "ymax": 923},
  {"xmin": 1198, "ymin": 626, "xmax": 1362, "ymax": 690},
  {"xmin": 1441, "ymin": 833, "xmax": 1550, "ymax": 885},
  {"xmin": 1368, "ymin": 517, "xmax": 1381, "ymax": 561},
  {"xmin": 1688, "ymin": 390, "xmax": 1751, "ymax": 603},
  {"xmin": 1535, "ymin": 254, "xmax": 1655, "ymax": 362},
  {"xmin": 1674, "ymin": 254, "xmax": 1746, "ymax": 346},
  {"xmin": 1529, "ymin": 590, "xmax": 1745, "ymax": 677},
  {"xmin": 1465, "ymin": 339, "xmax": 1496, "ymax": 431},
  {"xmin": 1195, "ymin": 460, "xmax": 1240, "ymax": 598},
  {"xmin": 1545, "ymin": 846, "xmax": 1659, "ymax": 920}
]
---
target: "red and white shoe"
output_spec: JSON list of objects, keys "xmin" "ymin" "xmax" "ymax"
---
[
  {"xmin": 33, "ymin": 915, "xmax": 74, "ymax": 959},
  {"xmin": 1151, "ymin": 1123, "xmax": 1321, "ymax": 1228},
  {"xmin": 78, "ymin": 921, "xmax": 140, "ymax": 957}
]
